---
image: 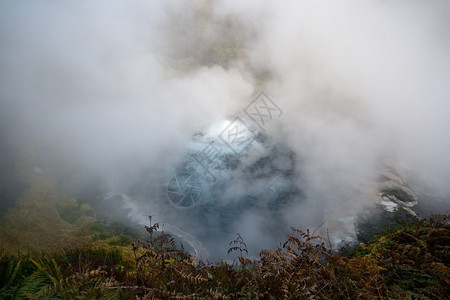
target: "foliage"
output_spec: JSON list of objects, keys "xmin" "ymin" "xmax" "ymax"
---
[
  {"xmin": 356, "ymin": 204, "xmax": 418, "ymax": 243},
  {"xmin": 1, "ymin": 215, "xmax": 448, "ymax": 299},
  {"xmin": 355, "ymin": 214, "xmax": 449, "ymax": 298},
  {"xmin": 0, "ymin": 164, "xmax": 97, "ymax": 253},
  {"xmin": 82, "ymin": 220, "xmax": 147, "ymax": 246}
]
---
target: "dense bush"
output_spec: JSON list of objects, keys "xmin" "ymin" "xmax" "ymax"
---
[{"xmin": 1, "ymin": 215, "xmax": 448, "ymax": 299}]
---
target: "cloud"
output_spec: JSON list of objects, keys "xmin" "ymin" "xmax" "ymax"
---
[{"xmin": 1, "ymin": 0, "xmax": 449, "ymax": 259}]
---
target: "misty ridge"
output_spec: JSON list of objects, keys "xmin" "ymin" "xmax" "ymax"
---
[{"xmin": 0, "ymin": 0, "xmax": 450, "ymax": 261}]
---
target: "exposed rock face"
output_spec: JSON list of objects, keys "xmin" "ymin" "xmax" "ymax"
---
[
  {"xmin": 317, "ymin": 159, "xmax": 424, "ymax": 247},
  {"xmin": 377, "ymin": 159, "xmax": 419, "ymax": 215}
]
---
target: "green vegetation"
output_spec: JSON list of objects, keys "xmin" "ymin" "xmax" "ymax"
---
[
  {"xmin": 1, "ymin": 215, "xmax": 448, "ymax": 299},
  {"xmin": 82, "ymin": 220, "xmax": 147, "ymax": 246},
  {"xmin": 1, "ymin": 160, "xmax": 447, "ymax": 298},
  {"xmin": 356, "ymin": 204, "xmax": 418, "ymax": 243},
  {"xmin": 0, "ymin": 163, "xmax": 95, "ymax": 252}
]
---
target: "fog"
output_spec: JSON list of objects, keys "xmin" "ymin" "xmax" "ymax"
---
[{"xmin": 1, "ymin": 0, "xmax": 449, "ymax": 259}]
